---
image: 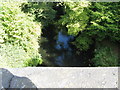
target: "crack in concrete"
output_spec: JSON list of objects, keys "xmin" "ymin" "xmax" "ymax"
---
[{"xmin": 8, "ymin": 75, "xmax": 14, "ymax": 88}]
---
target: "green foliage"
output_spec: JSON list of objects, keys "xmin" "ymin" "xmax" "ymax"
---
[
  {"xmin": 21, "ymin": 2, "xmax": 56, "ymax": 26},
  {"xmin": 92, "ymin": 47, "xmax": 118, "ymax": 67},
  {"xmin": 0, "ymin": 2, "xmax": 42, "ymax": 67},
  {"xmin": 59, "ymin": 2, "xmax": 120, "ymax": 51},
  {"xmin": 0, "ymin": 44, "xmax": 28, "ymax": 68},
  {"xmin": 73, "ymin": 35, "xmax": 93, "ymax": 51},
  {"xmin": 59, "ymin": 2, "xmax": 89, "ymax": 36},
  {"xmin": 0, "ymin": 44, "xmax": 41, "ymax": 68},
  {"xmin": 1, "ymin": 1, "xmax": 119, "ymax": 67},
  {"xmin": 86, "ymin": 2, "xmax": 120, "ymax": 41},
  {"xmin": 58, "ymin": 2, "xmax": 120, "ymax": 67}
]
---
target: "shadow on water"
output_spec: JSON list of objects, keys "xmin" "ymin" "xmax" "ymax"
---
[{"xmin": 39, "ymin": 25, "xmax": 90, "ymax": 67}]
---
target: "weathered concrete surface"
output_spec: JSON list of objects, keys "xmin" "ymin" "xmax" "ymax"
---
[
  {"xmin": 0, "ymin": 67, "xmax": 119, "ymax": 89},
  {"xmin": 118, "ymin": 67, "xmax": 120, "ymax": 90},
  {"xmin": 0, "ymin": 69, "xmax": 2, "ymax": 89},
  {"xmin": 1, "ymin": 68, "xmax": 14, "ymax": 88},
  {"xmin": 0, "ymin": 68, "xmax": 37, "ymax": 89},
  {"xmin": 10, "ymin": 76, "xmax": 37, "ymax": 88}
]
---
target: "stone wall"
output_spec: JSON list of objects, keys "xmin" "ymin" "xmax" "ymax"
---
[{"xmin": 0, "ymin": 67, "xmax": 119, "ymax": 89}]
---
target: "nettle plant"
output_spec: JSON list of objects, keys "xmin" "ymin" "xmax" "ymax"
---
[{"xmin": 0, "ymin": 2, "xmax": 42, "ymax": 67}]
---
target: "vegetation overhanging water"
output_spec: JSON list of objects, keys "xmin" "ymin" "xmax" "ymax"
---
[{"xmin": 0, "ymin": 1, "xmax": 120, "ymax": 68}]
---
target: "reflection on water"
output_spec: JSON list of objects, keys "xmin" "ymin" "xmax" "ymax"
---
[
  {"xmin": 39, "ymin": 28, "xmax": 87, "ymax": 66},
  {"xmin": 55, "ymin": 31, "xmax": 74, "ymax": 51},
  {"xmin": 55, "ymin": 31, "xmax": 73, "ymax": 66}
]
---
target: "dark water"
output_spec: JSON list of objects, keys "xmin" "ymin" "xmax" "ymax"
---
[{"xmin": 39, "ymin": 27, "xmax": 88, "ymax": 66}]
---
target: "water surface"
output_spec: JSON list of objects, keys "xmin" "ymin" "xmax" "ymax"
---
[{"xmin": 39, "ymin": 28, "xmax": 87, "ymax": 66}]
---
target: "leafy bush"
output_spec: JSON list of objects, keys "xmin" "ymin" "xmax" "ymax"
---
[
  {"xmin": 21, "ymin": 2, "xmax": 56, "ymax": 26},
  {"xmin": 0, "ymin": 44, "xmax": 42, "ymax": 68},
  {"xmin": 59, "ymin": 2, "xmax": 120, "ymax": 51},
  {"xmin": 59, "ymin": 2, "xmax": 89, "ymax": 36},
  {"xmin": 73, "ymin": 35, "xmax": 93, "ymax": 51},
  {"xmin": 86, "ymin": 2, "xmax": 120, "ymax": 41},
  {"xmin": 0, "ymin": 1, "xmax": 42, "ymax": 67},
  {"xmin": 92, "ymin": 47, "xmax": 118, "ymax": 67}
]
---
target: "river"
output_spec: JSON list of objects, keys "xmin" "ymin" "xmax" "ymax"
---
[{"xmin": 39, "ymin": 26, "xmax": 89, "ymax": 66}]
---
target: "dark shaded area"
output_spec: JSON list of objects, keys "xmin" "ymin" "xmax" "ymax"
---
[
  {"xmin": 52, "ymin": 2, "xmax": 65, "ymax": 20},
  {"xmin": 39, "ymin": 25, "xmax": 93, "ymax": 67}
]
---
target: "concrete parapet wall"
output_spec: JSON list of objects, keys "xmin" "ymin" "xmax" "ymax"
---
[{"xmin": 0, "ymin": 67, "xmax": 119, "ymax": 89}]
